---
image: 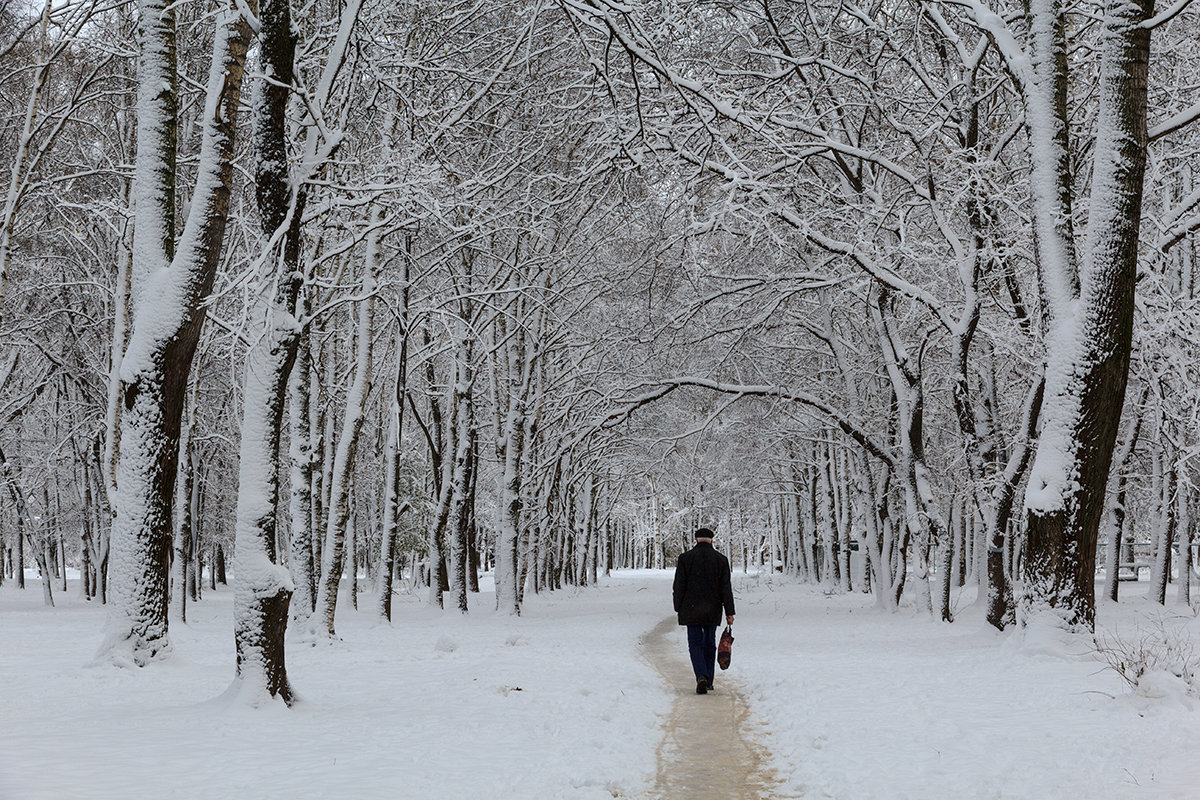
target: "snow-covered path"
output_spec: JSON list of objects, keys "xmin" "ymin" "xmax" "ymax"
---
[{"xmin": 642, "ymin": 615, "xmax": 785, "ymax": 799}]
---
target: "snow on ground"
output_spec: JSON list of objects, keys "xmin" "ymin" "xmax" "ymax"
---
[
  {"xmin": 3, "ymin": 569, "xmax": 1200, "ymax": 799},
  {"xmin": 731, "ymin": 572, "xmax": 1200, "ymax": 800},
  {"xmin": 0, "ymin": 574, "xmax": 668, "ymax": 800}
]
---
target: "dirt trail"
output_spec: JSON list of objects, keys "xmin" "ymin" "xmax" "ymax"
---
[{"xmin": 641, "ymin": 617, "xmax": 786, "ymax": 799}]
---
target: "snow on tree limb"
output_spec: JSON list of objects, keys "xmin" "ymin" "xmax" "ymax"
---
[{"xmin": 599, "ymin": 378, "xmax": 893, "ymax": 467}]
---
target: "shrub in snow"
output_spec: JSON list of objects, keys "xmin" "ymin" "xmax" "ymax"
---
[{"xmin": 1095, "ymin": 619, "xmax": 1200, "ymax": 697}]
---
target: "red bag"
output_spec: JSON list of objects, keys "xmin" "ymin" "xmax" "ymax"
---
[{"xmin": 717, "ymin": 625, "xmax": 734, "ymax": 670}]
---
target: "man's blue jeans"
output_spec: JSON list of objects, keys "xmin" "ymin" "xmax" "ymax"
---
[{"xmin": 686, "ymin": 624, "xmax": 717, "ymax": 683}]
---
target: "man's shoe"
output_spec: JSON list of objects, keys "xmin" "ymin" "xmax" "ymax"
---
[
  {"xmin": 706, "ymin": 676, "xmax": 715, "ymax": 691},
  {"xmin": 696, "ymin": 677, "xmax": 708, "ymax": 695}
]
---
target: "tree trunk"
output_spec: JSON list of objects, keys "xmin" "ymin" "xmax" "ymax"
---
[
  {"xmin": 1176, "ymin": 487, "xmax": 1192, "ymax": 607},
  {"xmin": 57, "ymin": 535, "xmax": 66, "ymax": 594},
  {"xmin": 377, "ymin": 243, "xmax": 410, "ymax": 621},
  {"xmin": 310, "ymin": 339, "xmax": 327, "ymax": 582},
  {"xmin": 1105, "ymin": 475, "xmax": 1129, "ymax": 602},
  {"xmin": 312, "ymin": 219, "xmax": 378, "ymax": 636},
  {"xmin": 87, "ymin": 436, "xmax": 111, "ymax": 603},
  {"xmin": 1017, "ymin": 0, "xmax": 1153, "ymax": 632},
  {"xmin": 231, "ymin": 316, "xmax": 300, "ymax": 702},
  {"xmin": 33, "ymin": 531, "xmax": 54, "ymax": 607},
  {"xmin": 1148, "ymin": 450, "xmax": 1175, "ymax": 605},
  {"xmin": 982, "ymin": 377, "xmax": 1044, "ymax": 629},
  {"xmin": 938, "ymin": 522, "xmax": 954, "ymax": 622},
  {"xmin": 288, "ymin": 332, "xmax": 316, "ymax": 622},
  {"xmin": 230, "ymin": 0, "xmax": 369, "ymax": 699},
  {"xmin": 442, "ymin": 307, "xmax": 475, "ymax": 614},
  {"xmin": 172, "ymin": 416, "xmax": 194, "ymax": 623},
  {"xmin": 102, "ymin": 0, "xmax": 250, "ymax": 665},
  {"xmin": 347, "ymin": 508, "xmax": 358, "ymax": 610},
  {"xmin": 1102, "ymin": 389, "xmax": 1145, "ymax": 603},
  {"xmin": 494, "ymin": 391, "xmax": 527, "ymax": 613},
  {"xmin": 835, "ymin": 448, "xmax": 852, "ymax": 592}
]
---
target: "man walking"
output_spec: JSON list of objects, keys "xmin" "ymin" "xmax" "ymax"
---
[{"xmin": 672, "ymin": 526, "xmax": 735, "ymax": 694}]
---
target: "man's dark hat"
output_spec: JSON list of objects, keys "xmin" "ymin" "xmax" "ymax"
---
[{"xmin": 694, "ymin": 527, "xmax": 715, "ymax": 540}]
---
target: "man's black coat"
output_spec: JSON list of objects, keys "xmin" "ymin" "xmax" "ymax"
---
[{"xmin": 672, "ymin": 541, "xmax": 736, "ymax": 626}]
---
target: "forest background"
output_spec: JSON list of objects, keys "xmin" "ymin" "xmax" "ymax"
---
[{"xmin": 0, "ymin": 0, "xmax": 1198, "ymax": 708}]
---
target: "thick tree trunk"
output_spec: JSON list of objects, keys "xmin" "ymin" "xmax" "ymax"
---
[
  {"xmin": 791, "ymin": 466, "xmax": 812, "ymax": 583},
  {"xmin": 84, "ymin": 437, "xmax": 111, "ymax": 603},
  {"xmin": 79, "ymin": 482, "xmax": 93, "ymax": 599},
  {"xmin": 426, "ymin": 363, "xmax": 453, "ymax": 607},
  {"xmin": 102, "ymin": 0, "xmax": 250, "ymax": 666},
  {"xmin": 231, "ymin": 285, "xmax": 304, "ymax": 686},
  {"xmin": 878, "ymin": 309, "xmax": 932, "ymax": 614},
  {"xmin": 1018, "ymin": 0, "xmax": 1152, "ymax": 632},
  {"xmin": 103, "ymin": 230, "xmax": 131, "ymax": 519},
  {"xmin": 229, "ymin": 0, "xmax": 367, "ymax": 699},
  {"xmin": 231, "ymin": 317, "xmax": 299, "ymax": 703},
  {"xmin": 587, "ymin": 481, "xmax": 600, "ymax": 587}
]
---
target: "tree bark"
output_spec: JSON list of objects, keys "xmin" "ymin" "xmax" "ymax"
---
[
  {"xmin": 102, "ymin": 0, "xmax": 251, "ymax": 666},
  {"xmin": 1016, "ymin": 0, "xmax": 1153, "ymax": 632}
]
